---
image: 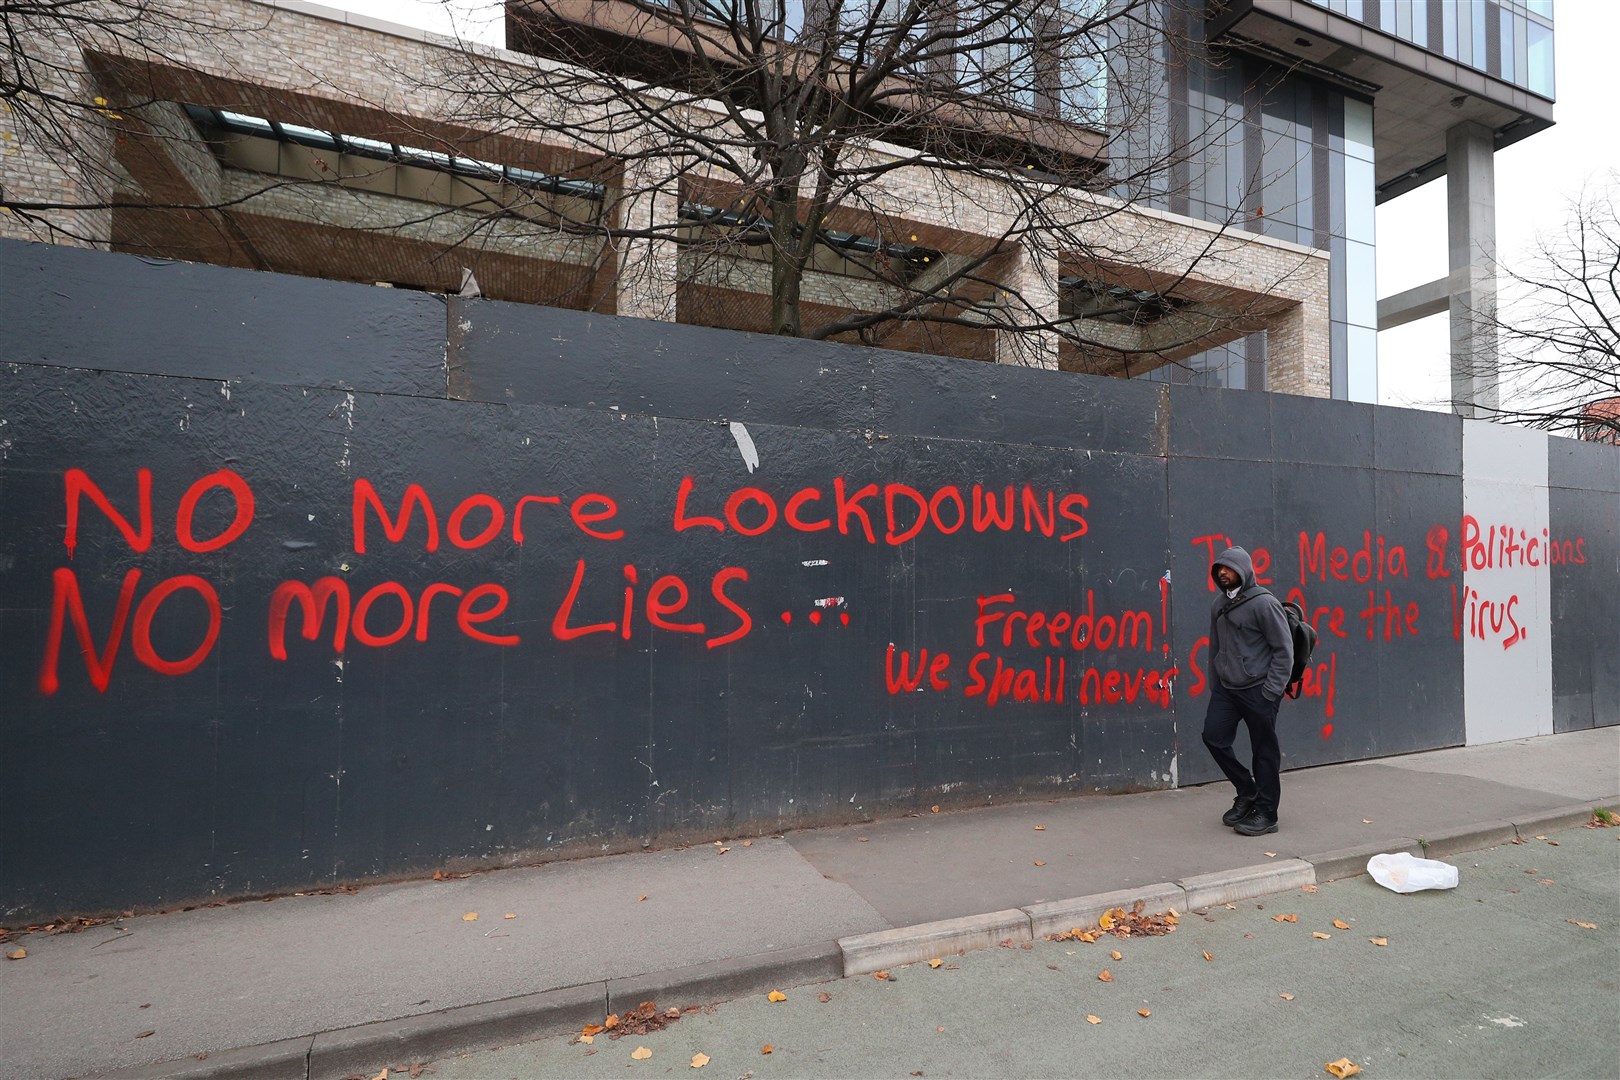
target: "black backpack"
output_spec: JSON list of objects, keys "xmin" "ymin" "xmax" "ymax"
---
[
  {"xmin": 1218, "ymin": 587, "xmax": 1318, "ymax": 699},
  {"xmin": 1277, "ymin": 599, "xmax": 1317, "ymax": 699}
]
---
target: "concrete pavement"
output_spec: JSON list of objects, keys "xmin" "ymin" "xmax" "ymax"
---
[{"xmin": 1, "ymin": 726, "xmax": 1614, "ymax": 1080}]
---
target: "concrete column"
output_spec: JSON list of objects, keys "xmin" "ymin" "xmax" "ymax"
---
[
  {"xmin": 612, "ymin": 157, "xmax": 680, "ymax": 322},
  {"xmin": 1447, "ymin": 121, "xmax": 1499, "ymax": 417},
  {"xmin": 993, "ymin": 242, "xmax": 1061, "ymax": 369}
]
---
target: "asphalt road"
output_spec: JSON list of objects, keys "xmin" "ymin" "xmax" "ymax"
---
[{"xmin": 400, "ymin": 823, "xmax": 1619, "ymax": 1079}]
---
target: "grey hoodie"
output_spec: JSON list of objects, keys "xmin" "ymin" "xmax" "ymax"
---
[{"xmin": 1208, "ymin": 546, "xmax": 1294, "ymax": 700}]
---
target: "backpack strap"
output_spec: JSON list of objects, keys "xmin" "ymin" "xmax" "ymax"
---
[{"xmin": 1217, "ymin": 585, "xmax": 1270, "ymax": 621}]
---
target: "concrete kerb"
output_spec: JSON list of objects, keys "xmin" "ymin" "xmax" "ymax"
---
[
  {"xmin": 306, "ymin": 981, "xmax": 605, "ymax": 1080},
  {"xmin": 1512, "ymin": 800, "xmax": 1615, "ymax": 837},
  {"xmin": 1179, "ymin": 860, "xmax": 1316, "ymax": 911},
  {"xmin": 839, "ymin": 909, "xmax": 1032, "ymax": 976},
  {"xmin": 1022, "ymin": 883, "xmax": 1187, "ymax": 938},
  {"xmin": 88, "ymin": 811, "xmax": 1618, "ymax": 1080},
  {"xmin": 605, "ymin": 941, "xmax": 843, "ymax": 1015},
  {"xmin": 91, "ymin": 1036, "xmax": 313, "ymax": 1080}
]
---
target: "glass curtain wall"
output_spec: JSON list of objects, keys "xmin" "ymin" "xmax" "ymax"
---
[
  {"xmin": 1124, "ymin": 2, "xmax": 1376, "ymax": 398},
  {"xmin": 1309, "ymin": 0, "xmax": 1555, "ymax": 100}
]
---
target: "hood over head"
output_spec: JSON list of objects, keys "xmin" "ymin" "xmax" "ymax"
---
[{"xmin": 1211, "ymin": 546, "xmax": 1256, "ymax": 590}]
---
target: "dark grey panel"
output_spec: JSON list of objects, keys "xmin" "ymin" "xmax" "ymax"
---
[
  {"xmin": 1547, "ymin": 435, "xmax": 1620, "ymax": 493},
  {"xmin": 1271, "ymin": 395, "xmax": 1374, "ymax": 469},
  {"xmin": 1167, "ymin": 456, "xmax": 1279, "ymax": 787},
  {"xmin": 449, "ymin": 297, "xmax": 880, "ymax": 434},
  {"xmin": 1373, "ymin": 403, "xmax": 1464, "ymax": 475},
  {"xmin": 866, "ymin": 352, "xmax": 1166, "ymax": 456},
  {"xmin": 1548, "ymin": 485, "xmax": 1620, "ymax": 732},
  {"xmin": 0, "ymin": 239, "xmax": 448, "ymax": 396},
  {"xmin": 1167, "ymin": 384, "xmax": 1272, "ymax": 462}
]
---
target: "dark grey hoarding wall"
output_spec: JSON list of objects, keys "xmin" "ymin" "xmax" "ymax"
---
[{"xmin": 1, "ymin": 240, "xmax": 1613, "ymax": 921}]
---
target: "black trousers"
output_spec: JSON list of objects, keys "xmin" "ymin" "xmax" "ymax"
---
[{"xmin": 1202, "ymin": 681, "xmax": 1282, "ymax": 817}]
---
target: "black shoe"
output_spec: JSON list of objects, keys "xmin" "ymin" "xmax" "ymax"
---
[
  {"xmin": 1232, "ymin": 809, "xmax": 1278, "ymax": 836},
  {"xmin": 1221, "ymin": 797, "xmax": 1255, "ymax": 827}
]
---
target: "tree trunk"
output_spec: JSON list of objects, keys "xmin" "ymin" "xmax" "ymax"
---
[{"xmin": 769, "ymin": 189, "xmax": 804, "ymax": 336}]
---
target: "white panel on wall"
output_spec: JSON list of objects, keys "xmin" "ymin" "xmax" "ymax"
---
[{"xmin": 1461, "ymin": 421, "xmax": 1553, "ymax": 744}]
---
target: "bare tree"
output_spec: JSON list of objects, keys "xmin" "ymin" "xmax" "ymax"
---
[
  {"xmin": 421, "ymin": 0, "xmax": 1310, "ymax": 371},
  {"xmin": 0, "ymin": 1, "xmax": 273, "ymax": 240},
  {"xmin": 1464, "ymin": 176, "xmax": 1620, "ymax": 441}
]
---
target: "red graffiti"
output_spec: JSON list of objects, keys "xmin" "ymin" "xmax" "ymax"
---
[
  {"xmin": 1358, "ymin": 590, "xmax": 1420, "ymax": 641},
  {"xmin": 352, "ymin": 478, "xmax": 623, "ymax": 553},
  {"xmin": 1298, "ymin": 531, "xmax": 1408, "ymax": 585},
  {"xmin": 885, "ymin": 646, "xmax": 953, "ymax": 693},
  {"xmin": 549, "ymin": 560, "xmax": 751, "ymax": 649},
  {"xmin": 267, "ymin": 577, "xmax": 521, "ymax": 657},
  {"xmin": 63, "ymin": 468, "xmax": 255, "ymax": 558},
  {"xmin": 1191, "ymin": 534, "xmax": 1271, "ymax": 589},
  {"xmin": 674, "ymin": 478, "xmax": 1088, "ymax": 544},
  {"xmin": 974, "ymin": 592, "xmax": 1155, "ymax": 652},
  {"xmin": 39, "ymin": 568, "xmax": 220, "ymax": 693},
  {"xmin": 1450, "ymin": 584, "xmax": 1526, "ymax": 649},
  {"xmin": 1461, "ymin": 515, "xmax": 1585, "ymax": 570}
]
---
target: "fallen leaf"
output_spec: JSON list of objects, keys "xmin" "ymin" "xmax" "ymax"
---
[
  {"xmin": 504, "ymin": 913, "xmax": 517, "ymax": 920},
  {"xmin": 930, "ymin": 805, "xmax": 940, "ymax": 813},
  {"xmin": 1370, "ymin": 937, "xmax": 1388, "ymax": 946},
  {"xmin": 1362, "ymin": 819, "xmax": 1372, "ymax": 824},
  {"xmin": 1225, "ymin": 904, "xmax": 1237, "ymax": 910},
  {"xmin": 1098, "ymin": 912, "xmax": 1115, "ymax": 930},
  {"xmin": 368, "ymin": 1070, "xmax": 387, "ymax": 1080},
  {"xmin": 1110, "ymin": 950, "xmax": 1123, "ymax": 961},
  {"xmin": 135, "ymin": 1030, "xmax": 155, "ymax": 1040},
  {"xmin": 1312, "ymin": 932, "xmax": 1332, "ymax": 939},
  {"xmin": 690, "ymin": 1052, "xmax": 709, "ymax": 1069},
  {"xmin": 761, "ymin": 1045, "xmax": 773, "ymax": 1055},
  {"xmin": 1167, "ymin": 908, "xmax": 1179, "ymax": 917},
  {"xmin": 1097, "ymin": 969, "xmax": 1113, "ymax": 982},
  {"xmin": 928, "ymin": 958, "xmax": 943, "ymax": 968},
  {"xmin": 1034, "ymin": 825, "xmax": 1046, "ymax": 831},
  {"xmin": 4, "ymin": 948, "xmax": 24, "ymax": 960},
  {"xmin": 1324, "ymin": 1058, "xmax": 1361, "ymax": 1078},
  {"xmin": 1034, "ymin": 861, "xmax": 1046, "ymax": 867},
  {"xmin": 1280, "ymin": 992, "xmax": 1295, "ymax": 1001},
  {"xmin": 1567, "ymin": 919, "xmax": 1597, "ymax": 930},
  {"xmin": 1202, "ymin": 950, "xmax": 1214, "ymax": 962},
  {"xmin": 580, "ymin": 1035, "xmax": 595, "ymax": 1045},
  {"xmin": 743, "ymin": 840, "xmax": 753, "ymax": 846},
  {"xmin": 1302, "ymin": 884, "xmax": 1319, "ymax": 893},
  {"xmin": 462, "ymin": 912, "xmax": 478, "ymax": 922},
  {"xmin": 873, "ymin": 970, "xmax": 890, "ymax": 981},
  {"xmin": 1539, "ymin": 879, "xmax": 1555, "ymax": 885},
  {"xmin": 1264, "ymin": 851, "xmax": 1277, "ymax": 858},
  {"xmin": 1272, "ymin": 914, "xmax": 1299, "ymax": 923},
  {"xmin": 1085, "ymin": 1015, "xmax": 1102, "ymax": 1024},
  {"xmin": 1137, "ymin": 1009, "xmax": 1151, "ymax": 1017},
  {"xmin": 582, "ymin": 1024, "xmax": 605, "ymax": 1037},
  {"xmin": 1332, "ymin": 920, "xmax": 1351, "ymax": 930},
  {"xmin": 604, "ymin": 1014, "xmax": 620, "ymax": 1030},
  {"xmin": 1535, "ymin": 835, "xmax": 1548, "ymax": 840},
  {"xmin": 857, "ymin": 837, "xmax": 869, "ymax": 842},
  {"xmin": 638, "ymin": 895, "xmax": 648, "ymax": 903},
  {"xmin": 767, "ymin": 990, "xmax": 787, "ymax": 1002},
  {"xmin": 817, "ymin": 992, "xmax": 831, "ymax": 1002},
  {"xmin": 715, "ymin": 847, "xmax": 730, "ymax": 855},
  {"xmin": 631, "ymin": 1047, "xmax": 652, "ymax": 1060},
  {"xmin": 1547, "ymin": 840, "xmax": 1560, "ymax": 846}
]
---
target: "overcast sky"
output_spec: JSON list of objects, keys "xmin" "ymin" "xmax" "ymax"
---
[{"xmin": 324, "ymin": 1, "xmax": 1615, "ymax": 414}]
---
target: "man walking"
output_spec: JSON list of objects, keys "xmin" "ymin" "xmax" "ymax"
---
[{"xmin": 1203, "ymin": 545, "xmax": 1293, "ymax": 836}]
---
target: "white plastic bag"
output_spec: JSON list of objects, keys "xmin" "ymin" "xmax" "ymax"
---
[{"xmin": 1366, "ymin": 851, "xmax": 1459, "ymax": 893}]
